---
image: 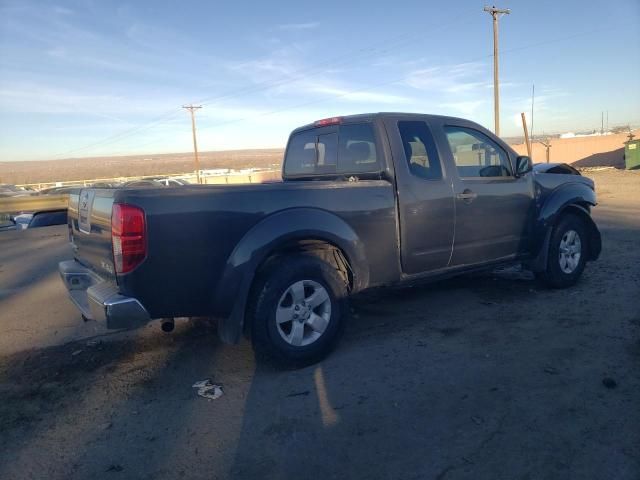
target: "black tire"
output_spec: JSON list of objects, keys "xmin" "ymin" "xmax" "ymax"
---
[
  {"xmin": 536, "ymin": 213, "xmax": 589, "ymax": 289},
  {"xmin": 249, "ymin": 254, "xmax": 348, "ymax": 367}
]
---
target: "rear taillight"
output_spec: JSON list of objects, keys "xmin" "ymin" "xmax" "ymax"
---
[{"xmin": 111, "ymin": 203, "xmax": 146, "ymax": 274}]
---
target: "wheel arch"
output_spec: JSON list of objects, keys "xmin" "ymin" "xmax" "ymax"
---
[
  {"xmin": 529, "ymin": 197, "xmax": 602, "ymax": 272},
  {"xmin": 215, "ymin": 208, "xmax": 368, "ymax": 344}
]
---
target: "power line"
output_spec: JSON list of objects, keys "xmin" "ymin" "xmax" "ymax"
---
[
  {"xmin": 44, "ymin": 19, "xmax": 633, "ymax": 160},
  {"xmin": 43, "ymin": 8, "xmax": 475, "ymax": 160},
  {"xmin": 103, "ymin": 21, "xmax": 637, "ymax": 157},
  {"xmin": 137, "ymin": 22, "xmax": 634, "ymax": 152}
]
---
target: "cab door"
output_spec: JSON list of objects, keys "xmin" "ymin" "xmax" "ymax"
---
[
  {"xmin": 437, "ymin": 122, "xmax": 534, "ymax": 266},
  {"xmin": 384, "ymin": 117, "xmax": 455, "ymax": 275}
]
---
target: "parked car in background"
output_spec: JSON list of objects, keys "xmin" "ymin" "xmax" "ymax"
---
[
  {"xmin": 59, "ymin": 113, "xmax": 602, "ymax": 365},
  {"xmin": 90, "ymin": 182, "xmax": 122, "ymax": 188},
  {"xmin": 28, "ymin": 210, "xmax": 68, "ymax": 228},
  {"xmin": 0, "ymin": 184, "xmax": 33, "ymax": 197},
  {"xmin": 122, "ymin": 177, "xmax": 190, "ymax": 188},
  {"xmin": 122, "ymin": 180, "xmax": 166, "ymax": 188},
  {"xmin": 0, "ymin": 209, "xmax": 67, "ymax": 231},
  {"xmin": 37, "ymin": 186, "xmax": 76, "ymax": 195}
]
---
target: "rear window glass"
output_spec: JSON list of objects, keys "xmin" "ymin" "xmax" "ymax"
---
[
  {"xmin": 285, "ymin": 130, "xmax": 318, "ymax": 175},
  {"xmin": 317, "ymin": 133, "xmax": 338, "ymax": 173},
  {"xmin": 285, "ymin": 123, "xmax": 380, "ymax": 177}
]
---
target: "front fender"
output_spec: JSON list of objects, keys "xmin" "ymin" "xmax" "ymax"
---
[
  {"xmin": 537, "ymin": 181, "xmax": 597, "ymax": 228},
  {"xmin": 215, "ymin": 208, "xmax": 369, "ymax": 343},
  {"xmin": 529, "ymin": 182, "xmax": 600, "ymax": 271}
]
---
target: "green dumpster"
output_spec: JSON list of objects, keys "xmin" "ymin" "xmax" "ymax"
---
[{"xmin": 625, "ymin": 139, "xmax": 640, "ymax": 170}]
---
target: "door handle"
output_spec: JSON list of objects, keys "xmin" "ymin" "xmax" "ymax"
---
[{"xmin": 456, "ymin": 189, "xmax": 477, "ymax": 203}]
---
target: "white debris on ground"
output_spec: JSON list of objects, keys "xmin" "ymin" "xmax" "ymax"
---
[{"xmin": 192, "ymin": 380, "xmax": 224, "ymax": 400}]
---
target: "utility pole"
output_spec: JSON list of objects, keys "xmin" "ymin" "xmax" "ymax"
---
[
  {"xmin": 484, "ymin": 5, "xmax": 510, "ymax": 137},
  {"xmin": 183, "ymin": 104, "xmax": 202, "ymax": 184},
  {"xmin": 539, "ymin": 138, "xmax": 552, "ymax": 163}
]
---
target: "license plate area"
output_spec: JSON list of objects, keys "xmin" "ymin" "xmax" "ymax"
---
[{"xmin": 78, "ymin": 189, "xmax": 96, "ymax": 234}]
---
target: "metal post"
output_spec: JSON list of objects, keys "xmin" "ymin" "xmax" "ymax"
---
[
  {"xmin": 484, "ymin": 6, "xmax": 510, "ymax": 137},
  {"xmin": 182, "ymin": 105, "xmax": 202, "ymax": 184},
  {"xmin": 539, "ymin": 139, "xmax": 552, "ymax": 163},
  {"xmin": 546, "ymin": 142, "xmax": 551, "ymax": 163}
]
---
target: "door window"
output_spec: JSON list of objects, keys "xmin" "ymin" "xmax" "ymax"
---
[
  {"xmin": 444, "ymin": 126, "xmax": 512, "ymax": 178},
  {"xmin": 398, "ymin": 121, "xmax": 443, "ymax": 180}
]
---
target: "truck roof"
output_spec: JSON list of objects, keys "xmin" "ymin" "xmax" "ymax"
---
[{"xmin": 290, "ymin": 112, "xmax": 470, "ymax": 134}]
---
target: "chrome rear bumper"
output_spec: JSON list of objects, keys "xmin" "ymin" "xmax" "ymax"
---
[{"xmin": 58, "ymin": 259, "xmax": 150, "ymax": 329}]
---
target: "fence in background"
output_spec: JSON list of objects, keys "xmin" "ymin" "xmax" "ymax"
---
[
  {"xmin": 2, "ymin": 169, "xmax": 282, "ymax": 215},
  {"xmin": 511, "ymin": 130, "xmax": 639, "ymax": 167},
  {"xmin": 15, "ymin": 168, "xmax": 281, "ymax": 190}
]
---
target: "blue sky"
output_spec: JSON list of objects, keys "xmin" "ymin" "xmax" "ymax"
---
[{"xmin": 0, "ymin": 0, "xmax": 638, "ymax": 161}]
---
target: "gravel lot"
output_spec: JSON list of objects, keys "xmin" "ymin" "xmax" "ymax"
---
[{"xmin": 0, "ymin": 168, "xmax": 638, "ymax": 480}]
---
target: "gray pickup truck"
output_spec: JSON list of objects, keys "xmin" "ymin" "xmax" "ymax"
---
[{"xmin": 59, "ymin": 113, "xmax": 601, "ymax": 364}]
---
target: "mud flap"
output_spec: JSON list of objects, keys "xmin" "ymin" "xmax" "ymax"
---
[
  {"xmin": 528, "ymin": 227, "xmax": 552, "ymax": 273},
  {"xmin": 217, "ymin": 274, "xmax": 252, "ymax": 344},
  {"xmin": 586, "ymin": 218, "xmax": 602, "ymax": 260}
]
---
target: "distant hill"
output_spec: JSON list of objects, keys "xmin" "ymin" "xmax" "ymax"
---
[{"xmin": 0, "ymin": 148, "xmax": 285, "ymax": 185}]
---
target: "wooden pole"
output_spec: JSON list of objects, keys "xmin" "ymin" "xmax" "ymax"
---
[
  {"xmin": 484, "ymin": 6, "xmax": 510, "ymax": 136},
  {"xmin": 521, "ymin": 112, "xmax": 532, "ymax": 158},
  {"xmin": 182, "ymin": 105, "xmax": 202, "ymax": 184}
]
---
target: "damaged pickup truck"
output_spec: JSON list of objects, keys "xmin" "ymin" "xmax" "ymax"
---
[{"xmin": 59, "ymin": 113, "xmax": 601, "ymax": 364}]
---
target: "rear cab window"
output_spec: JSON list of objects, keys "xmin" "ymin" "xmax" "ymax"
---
[
  {"xmin": 284, "ymin": 122, "xmax": 381, "ymax": 178},
  {"xmin": 398, "ymin": 121, "xmax": 443, "ymax": 180}
]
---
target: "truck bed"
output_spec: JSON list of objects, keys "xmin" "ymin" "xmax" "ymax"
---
[{"xmin": 68, "ymin": 180, "xmax": 399, "ymax": 319}]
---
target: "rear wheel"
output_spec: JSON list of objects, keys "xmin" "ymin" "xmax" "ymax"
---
[
  {"xmin": 249, "ymin": 255, "xmax": 348, "ymax": 366},
  {"xmin": 536, "ymin": 214, "xmax": 588, "ymax": 288}
]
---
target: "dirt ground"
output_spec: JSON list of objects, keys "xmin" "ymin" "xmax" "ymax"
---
[
  {"xmin": 0, "ymin": 148, "xmax": 284, "ymax": 185},
  {"xmin": 0, "ymin": 168, "xmax": 638, "ymax": 480}
]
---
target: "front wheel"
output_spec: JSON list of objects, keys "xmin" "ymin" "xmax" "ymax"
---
[
  {"xmin": 536, "ymin": 213, "xmax": 588, "ymax": 288},
  {"xmin": 249, "ymin": 254, "xmax": 348, "ymax": 366}
]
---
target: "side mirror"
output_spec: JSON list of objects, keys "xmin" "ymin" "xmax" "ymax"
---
[{"xmin": 515, "ymin": 156, "xmax": 533, "ymax": 176}]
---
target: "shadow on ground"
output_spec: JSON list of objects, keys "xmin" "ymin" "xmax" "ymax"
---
[
  {"xmin": 0, "ymin": 178, "xmax": 638, "ymax": 479},
  {"xmin": 573, "ymin": 147, "xmax": 624, "ymax": 168}
]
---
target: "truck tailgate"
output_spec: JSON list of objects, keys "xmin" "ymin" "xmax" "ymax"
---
[{"xmin": 68, "ymin": 189, "xmax": 117, "ymax": 279}]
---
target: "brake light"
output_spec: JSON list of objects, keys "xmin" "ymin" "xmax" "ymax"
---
[
  {"xmin": 111, "ymin": 204, "xmax": 146, "ymax": 274},
  {"xmin": 314, "ymin": 116, "xmax": 342, "ymax": 127}
]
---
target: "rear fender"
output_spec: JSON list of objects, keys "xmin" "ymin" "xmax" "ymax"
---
[
  {"xmin": 529, "ymin": 183, "xmax": 601, "ymax": 271},
  {"xmin": 215, "ymin": 208, "xmax": 368, "ymax": 344}
]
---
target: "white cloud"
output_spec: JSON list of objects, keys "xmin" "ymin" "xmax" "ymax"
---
[
  {"xmin": 405, "ymin": 62, "xmax": 486, "ymax": 91},
  {"xmin": 0, "ymin": 83, "xmax": 181, "ymax": 117},
  {"xmin": 53, "ymin": 5, "xmax": 74, "ymax": 16},
  {"xmin": 306, "ymin": 85, "xmax": 410, "ymax": 104},
  {"xmin": 226, "ymin": 49, "xmax": 411, "ymax": 105},
  {"xmin": 439, "ymin": 100, "xmax": 486, "ymax": 116},
  {"xmin": 276, "ymin": 22, "xmax": 320, "ymax": 31}
]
